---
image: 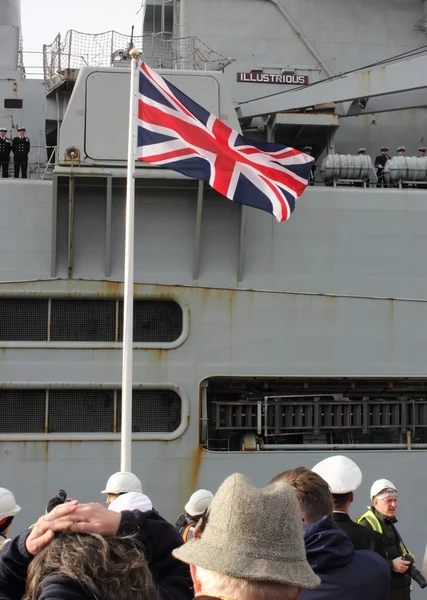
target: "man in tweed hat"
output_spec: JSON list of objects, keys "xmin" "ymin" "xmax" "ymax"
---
[
  {"xmin": 172, "ymin": 473, "xmax": 320, "ymax": 600},
  {"xmin": 272, "ymin": 467, "xmax": 390, "ymax": 600}
]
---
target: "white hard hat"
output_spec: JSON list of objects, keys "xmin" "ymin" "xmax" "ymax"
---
[
  {"xmin": 0, "ymin": 488, "xmax": 21, "ymax": 519},
  {"xmin": 184, "ymin": 489, "xmax": 213, "ymax": 517},
  {"xmin": 108, "ymin": 491, "xmax": 152, "ymax": 513},
  {"xmin": 312, "ymin": 455, "xmax": 363, "ymax": 494},
  {"xmin": 370, "ymin": 479, "xmax": 397, "ymax": 501},
  {"xmin": 101, "ymin": 472, "xmax": 142, "ymax": 495}
]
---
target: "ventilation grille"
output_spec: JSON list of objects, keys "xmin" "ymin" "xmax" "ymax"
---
[
  {"xmin": 117, "ymin": 390, "xmax": 181, "ymax": 432},
  {"xmin": 0, "ymin": 389, "xmax": 181, "ymax": 434},
  {"xmin": 0, "ymin": 390, "xmax": 46, "ymax": 433},
  {"xmin": 48, "ymin": 390, "xmax": 115, "ymax": 432},
  {"xmin": 118, "ymin": 301, "xmax": 183, "ymax": 343},
  {"xmin": 0, "ymin": 299, "xmax": 183, "ymax": 343},
  {"xmin": 0, "ymin": 300, "xmax": 48, "ymax": 341},
  {"xmin": 50, "ymin": 300, "xmax": 117, "ymax": 342}
]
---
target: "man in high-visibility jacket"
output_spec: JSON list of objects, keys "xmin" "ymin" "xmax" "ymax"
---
[{"xmin": 358, "ymin": 479, "xmax": 411, "ymax": 600}]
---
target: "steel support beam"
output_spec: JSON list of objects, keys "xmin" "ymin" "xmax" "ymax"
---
[
  {"xmin": 192, "ymin": 180, "xmax": 204, "ymax": 280},
  {"xmin": 237, "ymin": 206, "xmax": 247, "ymax": 282},
  {"xmin": 237, "ymin": 53, "xmax": 427, "ymax": 119},
  {"xmin": 50, "ymin": 174, "xmax": 58, "ymax": 277},
  {"xmin": 67, "ymin": 174, "xmax": 75, "ymax": 279},
  {"xmin": 105, "ymin": 175, "xmax": 112, "ymax": 277},
  {"xmin": 343, "ymin": 89, "xmax": 427, "ymax": 117}
]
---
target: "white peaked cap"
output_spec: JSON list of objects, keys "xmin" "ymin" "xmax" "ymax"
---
[
  {"xmin": 370, "ymin": 479, "xmax": 397, "ymax": 501},
  {"xmin": 184, "ymin": 489, "xmax": 213, "ymax": 517},
  {"xmin": 312, "ymin": 455, "xmax": 363, "ymax": 494},
  {"xmin": 108, "ymin": 491, "xmax": 152, "ymax": 513}
]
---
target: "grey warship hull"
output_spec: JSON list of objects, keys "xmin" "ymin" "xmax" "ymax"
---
[{"xmin": 1, "ymin": 2, "xmax": 427, "ymax": 596}]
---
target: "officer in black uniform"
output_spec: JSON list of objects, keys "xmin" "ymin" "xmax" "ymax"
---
[
  {"xmin": 12, "ymin": 127, "xmax": 30, "ymax": 179},
  {"xmin": 374, "ymin": 146, "xmax": 390, "ymax": 187},
  {"xmin": 303, "ymin": 146, "xmax": 316, "ymax": 184},
  {"xmin": 0, "ymin": 128, "xmax": 11, "ymax": 178},
  {"xmin": 312, "ymin": 455, "xmax": 386, "ymax": 558}
]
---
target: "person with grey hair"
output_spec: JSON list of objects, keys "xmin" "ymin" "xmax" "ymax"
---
[
  {"xmin": 358, "ymin": 479, "xmax": 412, "ymax": 600},
  {"xmin": 172, "ymin": 473, "xmax": 320, "ymax": 600}
]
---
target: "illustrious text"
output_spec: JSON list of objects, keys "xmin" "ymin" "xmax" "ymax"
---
[{"xmin": 237, "ymin": 72, "xmax": 309, "ymax": 85}]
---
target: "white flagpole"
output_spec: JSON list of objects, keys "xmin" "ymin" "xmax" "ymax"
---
[{"xmin": 120, "ymin": 47, "xmax": 140, "ymax": 473}]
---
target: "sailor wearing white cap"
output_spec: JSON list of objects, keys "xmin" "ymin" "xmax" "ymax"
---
[
  {"xmin": 0, "ymin": 128, "xmax": 11, "ymax": 178},
  {"xmin": 312, "ymin": 456, "xmax": 385, "ymax": 556},
  {"xmin": 12, "ymin": 127, "xmax": 30, "ymax": 178},
  {"xmin": 358, "ymin": 479, "xmax": 412, "ymax": 600}
]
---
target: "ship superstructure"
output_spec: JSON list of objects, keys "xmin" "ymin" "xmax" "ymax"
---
[{"xmin": 1, "ymin": 4, "xmax": 427, "ymax": 596}]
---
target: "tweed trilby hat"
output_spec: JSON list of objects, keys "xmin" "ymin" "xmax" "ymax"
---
[{"xmin": 173, "ymin": 474, "xmax": 320, "ymax": 589}]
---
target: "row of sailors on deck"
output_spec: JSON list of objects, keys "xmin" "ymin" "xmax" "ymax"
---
[
  {"xmin": 1, "ymin": 459, "xmax": 424, "ymax": 600},
  {"xmin": 0, "ymin": 127, "xmax": 30, "ymax": 179},
  {"xmin": 304, "ymin": 145, "xmax": 427, "ymax": 185}
]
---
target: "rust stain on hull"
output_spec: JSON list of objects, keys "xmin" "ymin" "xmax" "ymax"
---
[{"xmin": 190, "ymin": 444, "xmax": 204, "ymax": 492}]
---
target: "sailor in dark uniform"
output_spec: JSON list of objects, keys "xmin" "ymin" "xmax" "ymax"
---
[
  {"xmin": 312, "ymin": 455, "xmax": 386, "ymax": 558},
  {"xmin": 374, "ymin": 146, "xmax": 390, "ymax": 187},
  {"xmin": 357, "ymin": 147, "xmax": 366, "ymax": 156},
  {"xmin": 0, "ymin": 128, "xmax": 11, "ymax": 178},
  {"xmin": 303, "ymin": 146, "xmax": 316, "ymax": 184},
  {"xmin": 12, "ymin": 127, "xmax": 30, "ymax": 179}
]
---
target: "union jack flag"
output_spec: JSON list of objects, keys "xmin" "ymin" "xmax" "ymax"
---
[{"xmin": 136, "ymin": 63, "xmax": 314, "ymax": 222}]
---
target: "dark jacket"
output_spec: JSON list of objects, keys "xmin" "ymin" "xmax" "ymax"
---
[
  {"xmin": 374, "ymin": 154, "xmax": 390, "ymax": 179},
  {"xmin": 11, "ymin": 136, "xmax": 30, "ymax": 160},
  {"xmin": 0, "ymin": 138, "xmax": 11, "ymax": 161},
  {"xmin": 0, "ymin": 509, "xmax": 192, "ymax": 600},
  {"xmin": 359, "ymin": 508, "xmax": 411, "ymax": 600},
  {"xmin": 333, "ymin": 512, "xmax": 387, "ymax": 558},
  {"xmin": 299, "ymin": 515, "xmax": 390, "ymax": 600},
  {"xmin": 38, "ymin": 576, "xmax": 89, "ymax": 600}
]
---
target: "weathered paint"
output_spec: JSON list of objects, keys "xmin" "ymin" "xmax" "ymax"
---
[{"xmin": 189, "ymin": 444, "xmax": 205, "ymax": 492}]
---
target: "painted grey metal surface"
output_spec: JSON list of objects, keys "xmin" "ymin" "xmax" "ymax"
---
[
  {"xmin": 58, "ymin": 67, "xmax": 240, "ymax": 166},
  {"xmin": 0, "ymin": 0, "xmax": 20, "ymax": 27},
  {"xmin": 180, "ymin": 0, "xmax": 427, "ymax": 154},
  {"xmin": 237, "ymin": 52, "xmax": 427, "ymax": 118},
  {"xmin": 2, "ymin": 3, "xmax": 427, "ymax": 599},
  {"xmin": 0, "ymin": 181, "xmax": 54, "ymax": 279},
  {"xmin": 4, "ymin": 181, "xmax": 427, "ymax": 300}
]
